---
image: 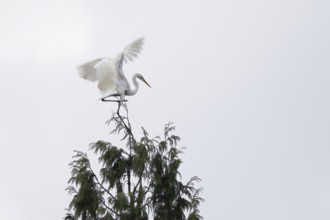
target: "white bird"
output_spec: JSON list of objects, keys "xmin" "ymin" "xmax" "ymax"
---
[{"xmin": 77, "ymin": 37, "xmax": 151, "ymax": 105}]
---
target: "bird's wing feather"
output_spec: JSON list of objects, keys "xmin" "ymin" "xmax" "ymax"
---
[
  {"xmin": 77, "ymin": 58, "xmax": 103, "ymax": 82},
  {"xmin": 94, "ymin": 58, "xmax": 118, "ymax": 95},
  {"xmin": 113, "ymin": 37, "xmax": 144, "ymax": 90},
  {"xmin": 122, "ymin": 37, "xmax": 144, "ymax": 63}
]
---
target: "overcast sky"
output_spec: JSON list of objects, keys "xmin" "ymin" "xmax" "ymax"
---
[{"xmin": 0, "ymin": 0, "xmax": 330, "ymax": 219}]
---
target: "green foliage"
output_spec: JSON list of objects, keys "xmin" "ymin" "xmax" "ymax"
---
[{"xmin": 65, "ymin": 112, "xmax": 203, "ymax": 220}]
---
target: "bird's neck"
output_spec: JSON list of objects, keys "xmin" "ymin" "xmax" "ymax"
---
[{"xmin": 125, "ymin": 74, "xmax": 139, "ymax": 96}]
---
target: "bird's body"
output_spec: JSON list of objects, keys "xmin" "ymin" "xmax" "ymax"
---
[{"xmin": 77, "ymin": 38, "xmax": 150, "ymax": 103}]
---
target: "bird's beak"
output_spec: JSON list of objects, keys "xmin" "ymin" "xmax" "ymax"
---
[{"xmin": 141, "ymin": 77, "xmax": 151, "ymax": 88}]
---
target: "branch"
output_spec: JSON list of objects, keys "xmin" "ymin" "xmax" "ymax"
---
[
  {"xmin": 121, "ymin": 150, "xmax": 130, "ymax": 157},
  {"xmin": 116, "ymin": 102, "xmax": 135, "ymax": 202},
  {"xmin": 127, "ymin": 163, "xmax": 132, "ymax": 196},
  {"xmin": 92, "ymin": 174, "xmax": 116, "ymax": 200},
  {"xmin": 124, "ymin": 104, "xmax": 135, "ymax": 146},
  {"xmin": 89, "ymin": 169, "xmax": 119, "ymax": 216},
  {"xmin": 145, "ymin": 183, "xmax": 152, "ymax": 195},
  {"xmin": 99, "ymin": 195, "xmax": 119, "ymax": 217},
  {"xmin": 86, "ymin": 165, "xmax": 119, "ymax": 217},
  {"xmin": 132, "ymin": 173, "xmax": 143, "ymax": 195},
  {"xmin": 116, "ymin": 102, "xmax": 134, "ymax": 140},
  {"xmin": 138, "ymin": 183, "xmax": 153, "ymax": 210},
  {"xmin": 141, "ymin": 197, "xmax": 153, "ymax": 209}
]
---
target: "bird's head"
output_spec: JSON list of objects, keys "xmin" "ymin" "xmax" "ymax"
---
[{"xmin": 136, "ymin": 73, "xmax": 151, "ymax": 88}]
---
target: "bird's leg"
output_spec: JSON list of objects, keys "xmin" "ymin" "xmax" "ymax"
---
[
  {"xmin": 116, "ymin": 100, "xmax": 121, "ymax": 118},
  {"xmin": 120, "ymin": 94, "xmax": 128, "ymax": 112},
  {"xmin": 101, "ymin": 96, "xmax": 122, "ymax": 102}
]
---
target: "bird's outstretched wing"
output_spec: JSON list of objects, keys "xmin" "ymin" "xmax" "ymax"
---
[
  {"xmin": 122, "ymin": 37, "xmax": 144, "ymax": 63},
  {"xmin": 77, "ymin": 38, "xmax": 144, "ymax": 99},
  {"xmin": 94, "ymin": 58, "xmax": 118, "ymax": 97},
  {"xmin": 77, "ymin": 58, "xmax": 103, "ymax": 82},
  {"xmin": 114, "ymin": 37, "xmax": 145, "ymax": 91}
]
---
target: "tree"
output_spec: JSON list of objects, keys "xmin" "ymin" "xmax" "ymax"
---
[{"xmin": 64, "ymin": 104, "xmax": 204, "ymax": 220}]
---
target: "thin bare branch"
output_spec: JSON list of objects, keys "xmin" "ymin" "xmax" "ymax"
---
[
  {"xmin": 99, "ymin": 195, "xmax": 119, "ymax": 217},
  {"xmin": 91, "ymin": 172, "xmax": 116, "ymax": 200}
]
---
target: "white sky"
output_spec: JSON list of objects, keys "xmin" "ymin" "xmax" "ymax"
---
[{"xmin": 0, "ymin": 0, "xmax": 330, "ymax": 219}]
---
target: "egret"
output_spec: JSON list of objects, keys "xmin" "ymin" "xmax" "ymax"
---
[{"xmin": 77, "ymin": 37, "xmax": 151, "ymax": 107}]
